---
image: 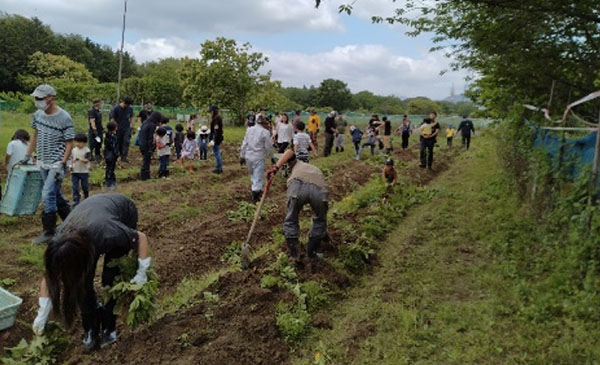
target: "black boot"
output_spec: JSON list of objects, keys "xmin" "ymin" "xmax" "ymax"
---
[
  {"xmin": 100, "ymin": 329, "xmax": 118, "ymax": 348},
  {"xmin": 286, "ymin": 238, "xmax": 300, "ymax": 260},
  {"xmin": 32, "ymin": 212, "xmax": 57, "ymax": 244},
  {"xmin": 341, "ymin": 147, "xmax": 344, "ymax": 152},
  {"xmin": 83, "ymin": 329, "xmax": 99, "ymax": 352},
  {"xmin": 307, "ymin": 237, "xmax": 322, "ymax": 258},
  {"xmin": 251, "ymin": 191, "xmax": 260, "ymax": 204},
  {"xmin": 140, "ymin": 170, "xmax": 150, "ymax": 180},
  {"xmin": 57, "ymin": 203, "xmax": 70, "ymax": 221}
]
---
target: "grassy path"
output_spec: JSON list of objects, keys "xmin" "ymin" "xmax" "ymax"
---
[{"xmin": 293, "ymin": 134, "xmax": 539, "ymax": 364}]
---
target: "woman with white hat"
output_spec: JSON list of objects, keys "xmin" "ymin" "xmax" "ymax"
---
[{"xmin": 196, "ymin": 125, "xmax": 210, "ymax": 161}]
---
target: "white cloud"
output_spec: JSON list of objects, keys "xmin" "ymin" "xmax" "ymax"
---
[
  {"xmin": 123, "ymin": 37, "xmax": 466, "ymax": 99},
  {"xmin": 123, "ymin": 38, "xmax": 200, "ymax": 63},
  {"xmin": 0, "ymin": 0, "xmax": 345, "ymax": 37},
  {"xmin": 263, "ymin": 44, "xmax": 467, "ymax": 99}
]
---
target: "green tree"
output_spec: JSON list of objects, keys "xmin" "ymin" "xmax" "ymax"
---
[
  {"xmin": 316, "ymin": 78, "xmax": 353, "ymax": 112},
  {"xmin": 405, "ymin": 97, "xmax": 441, "ymax": 115},
  {"xmin": 250, "ymin": 77, "xmax": 300, "ymax": 113},
  {"xmin": 18, "ymin": 51, "xmax": 96, "ymax": 91},
  {"xmin": 180, "ymin": 38, "xmax": 268, "ymax": 124},
  {"xmin": 327, "ymin": 0, "xmax": 600, "ymax": 119},
  {"xmin": 0, "ymin": 14, "xmax": 55, "ymax": 92},
  {"xmin": 353, "ymin": 90, "xmax": 378, "ymax": 111},
  {"xmin": 123, "ymin": 58, "xmax": 184, "ymax": 106}
]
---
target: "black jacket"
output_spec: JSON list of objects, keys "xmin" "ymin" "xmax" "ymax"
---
[
  {"xmin": 139, "ymin": 120, "xmax": 157, "ymax": 153},
  {"xmin": 324, "ymin": 116, "xmax": 337, "ymax": 135},
  {"xmin": 104, "ymin": 132, "xmax": 119, "ymax": 162},
  {"xmin": 457, "ymin": 119, "xmax": 475, "ymax": 136},
  {"xmin": 210, "ymin": 115, "xmax": 224, "ymax": 145}
]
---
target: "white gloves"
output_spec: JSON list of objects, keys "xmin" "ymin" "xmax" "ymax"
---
[
  {"xmin": 32, "ymin": 297, "xmax": 52, "ymax": 335},
  {"xmin": 130, "ymin": 257, "xmax": 151, "ymax": 285}
]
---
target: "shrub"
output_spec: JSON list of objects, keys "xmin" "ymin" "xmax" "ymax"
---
[{"xmin": 2, "ymin": 323, "xmax": 68, "ymax": 365}]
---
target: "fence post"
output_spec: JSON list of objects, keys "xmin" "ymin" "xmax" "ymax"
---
[{"xmin": 586, "ymin": 113, "xmax": 600, "ymax": 231}]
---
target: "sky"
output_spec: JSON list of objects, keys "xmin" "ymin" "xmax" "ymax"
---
[{"xmin": 0, "ymin": 0, "xmax": 470, "ymax": 100}]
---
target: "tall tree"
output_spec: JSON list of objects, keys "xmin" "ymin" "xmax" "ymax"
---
[
  {"xmin": 0, "ymin": 14, "xmax": 55, "ymax": 92},
  {"xmin": 180, "ymin": 38, "xmax": 268, "ymax": 124},
  {"xmin": 316, "ymin": 78, "xmax": 353, "ymax": 112},
  {"xmin": 318, "ymin": 0, "xmax": 600, "ymax": 119}
]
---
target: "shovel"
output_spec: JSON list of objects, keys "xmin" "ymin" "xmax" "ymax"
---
[{"xmin": 241, "ymin": 176, "xmax": 275, "ymax": 269}]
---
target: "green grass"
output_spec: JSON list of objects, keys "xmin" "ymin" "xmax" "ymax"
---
[{"xmin": 293, "ymin": 132, "xmax": 600, "ymax": 364}]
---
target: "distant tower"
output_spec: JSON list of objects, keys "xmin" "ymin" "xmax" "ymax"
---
[{"xmin": 450, "ymin": 83, "xmax": 455, "ymax": 104}]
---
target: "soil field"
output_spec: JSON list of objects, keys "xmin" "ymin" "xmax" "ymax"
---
[{"xmin": 0, "ymin": 131, "xmax": 460, "ymax": 364}]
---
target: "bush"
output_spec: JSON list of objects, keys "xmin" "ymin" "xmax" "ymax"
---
[{"xmin": 2, "ymin": 323, "xmax": 68, "ymax": 365}]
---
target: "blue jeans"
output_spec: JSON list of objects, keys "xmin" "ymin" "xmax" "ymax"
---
[
  {"xmin": 71, "ymin": 173, "xmax": 89, "ymax": 205},
  {"xmin": 213, "ymin": 144, "xmax": 222, "ymax": 172},
  {"xmin": 159, "ymin": 155, "xmax": 170, "ymax": 173},
  {"xmin": 40, "ymin": 166, "xmax": 68, "ymax": 214}
]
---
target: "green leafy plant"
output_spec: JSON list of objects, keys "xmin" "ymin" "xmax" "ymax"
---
[
  {"xmin": 339, "ymin": 240, "xmax": 375, "ymax": 274},
  {"xmin": 299, "ymin": 281, "xmax": 331, "ymax": 313},
  {"xmin": 103, "ymin": 256, "xmax": 159, "ymax": 330},
  {"xmin": 275, "ymin": 301, "xmax": 310, "ymax": 344},
  {"xmin": 0, "ymin": 278, "xmax": 16, "ymax": 287},
  {"xmin": 260, "ymin": 274, "xmax": 281, "ymax": 289},
  {"xmin": 220, "ymin": 241, "xmax": 242, "ymax": 266},
  {"xmin": 226, "ymin": 201, "xmax": 276, "ymax": 222},
  {"xmin": 2, "ymin": 323, "xmax": 68, "ymax": 365},
  {"xmin": 176, "ymin": 333, "xmax": 191, "ymax": 349}
]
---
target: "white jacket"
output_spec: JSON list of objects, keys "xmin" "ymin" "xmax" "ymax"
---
[{"xmin": 240, "ymin": 125, "xmax": 274, "ymax": 161}]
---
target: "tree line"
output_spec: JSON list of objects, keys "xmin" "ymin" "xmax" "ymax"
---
[{"xmin": 0, "ymin": 13, "xmax": 479, "ymax": 124}]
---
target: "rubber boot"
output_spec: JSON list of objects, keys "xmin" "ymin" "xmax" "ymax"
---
[
  {"xmin": 286, "ymin": 238, "xmax": 300, "ymax": 260},
  {"xmin": 57, "ymin": 203, "xmax": 70, "ymax": 221},
  {"xmin": 82, "ymin": 329, "xmax": 99, "ymax": 352},
  {"xmin": 32, "ymin": 212, "xmax": 57, "ymax": 245},
  {"xmin": 100, "ymin": 329, "xmax": 118, "ymax": 348},
  {"xmin": 140, "ymin": 170, "xmax": 150, "ymax": 180},
  {"xmin": 307, "ymin": 237, "xmax": 322, "ymax": 258}
]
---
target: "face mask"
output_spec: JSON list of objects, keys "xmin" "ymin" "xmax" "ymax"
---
[{"xmin": 35, "ymin": 100, "xmax": 48, "ymax": 111}]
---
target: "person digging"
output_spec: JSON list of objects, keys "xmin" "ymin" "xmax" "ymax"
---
[
  {"xmin": 31, "ymin": 194, "xmax": 152, "ymax": 352},
  {"xmin": 267, "ymin": 150, "xmax": 329, "ymax": 268}
]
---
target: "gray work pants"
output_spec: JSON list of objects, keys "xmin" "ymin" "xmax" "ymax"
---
[{"xmin": 283, "ymin": 179, "xmax": 328, "ymax": 240}]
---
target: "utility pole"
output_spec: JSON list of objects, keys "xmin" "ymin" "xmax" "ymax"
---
[{"xmin": 116, "ymin": 0, "xmax": 128, "ymax": 103}]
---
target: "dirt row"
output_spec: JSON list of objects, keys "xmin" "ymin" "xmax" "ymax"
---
[{"xmin": 1, "ymin": 136, "xmax": 459, "ymax": 364}]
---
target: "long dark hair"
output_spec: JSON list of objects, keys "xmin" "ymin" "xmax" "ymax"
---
[
  {"xmin": 45, "ymin": 231, "xmax": 95, "ymax": 327},
  {"xmin": 12, "ymin": 129, "xmax": 30, "ymax": 144}
]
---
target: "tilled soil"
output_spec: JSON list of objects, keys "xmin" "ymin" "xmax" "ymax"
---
[{"xmin": 0, "ymin": 137, "xmax": 458, "ymax": 364}]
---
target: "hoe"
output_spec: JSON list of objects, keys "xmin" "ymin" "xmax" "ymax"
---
[{"xmin": 241, "ymin": 176, "xmax": 275, "ymax": 269}]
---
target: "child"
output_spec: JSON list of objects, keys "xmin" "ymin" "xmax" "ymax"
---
[
  {"xmin": 350, "ymin": 125, "xmax": 363, "ymax": 157},
  {"xmin": 382, "ymin": 158, "xmax": 398, "ymax": 186},
  {"xmin": 156, "ymin": 127, "xmax": 171, "ymax": 178},
  {"xmin": 174, "ymin": 123, "xmax": 185, "ymax": 161},
  {"xmin": 180, "ymin": 131, "xmax": 199, "ymax": 171},
  {"xmin": 419, "ymin": 118, "xmax": 433, "ymax": 138},
  {"xmin": 356, "ymin": 127, "xmax": 377, "ymax": 160},
  {"xmin": 160, "ymin": 118, "xmax": 173, "ymax": 146},
  {"xmin": 445, "ymin": 124, "xmax": 456, "ymax": 147},
  {"xmin": 196, "ymin": 125, "xmax": 210, "ymax": 160},
  {"xmin": 5, "ymin": 129, "xmax": 30, "ymax": 171},
  {"xmin": 70, "ymin": 133, "xmax": 91, "ymax": 206},
  {"xmin": 104, "ymin": 121, "xmax": 119, "ymax": 190},
  {"xmin": 293, "ymin": 121, "xmax": 317, "ymax": 163}
]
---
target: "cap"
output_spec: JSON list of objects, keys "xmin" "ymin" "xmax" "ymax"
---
[
  {"xmin": 385, "ymin": 158, "xmax": 394, "ymax": 166},
  {"xmin": 31, "ymin": 84, "xmax": 56, "ymax": 98},
  {"xmin": 350, "ymin": 125, "xmax": 356, "ymax": 132},
  {"xmin": 209, "ymin": 105, "xmax": 219, "ymax": 112},
  {"xmin": 329, "ymin": 110, "xmax": 336, "ymax": 117},
  {"xmin": 200, "ymin": 125, "xmax": 208, "ymax": 131}
]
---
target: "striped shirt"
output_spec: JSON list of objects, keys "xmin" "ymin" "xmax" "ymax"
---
[
  {"xmin": 31, "ymin": 108, "xmax": 75, "ymax": 166},
  {"xmin": 293, "ymin": 132, "xmax": 311, "ymax": 161}
]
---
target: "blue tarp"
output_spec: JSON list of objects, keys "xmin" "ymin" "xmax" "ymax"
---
[{"xmin": 532, "ymin": 122, "xmax": 597, "ymax": 179}]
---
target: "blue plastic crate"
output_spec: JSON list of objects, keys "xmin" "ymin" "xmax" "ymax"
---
[
  {"xmin": 0, "ymin": 164, "xmax": 43, "ymax": 216},
  {"xmin": 0, "ymin": 287, "xmax": 23, "ymax": 331}
]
